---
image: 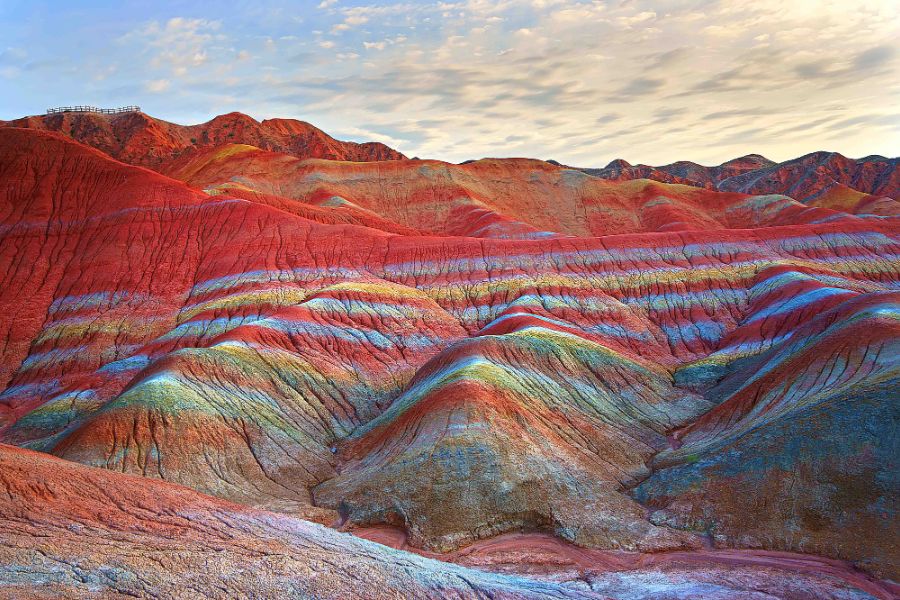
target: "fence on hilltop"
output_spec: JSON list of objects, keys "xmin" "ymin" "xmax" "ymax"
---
[{"xmin": 46, "ymin": 105, "xmax": 141, "ymax": 115}]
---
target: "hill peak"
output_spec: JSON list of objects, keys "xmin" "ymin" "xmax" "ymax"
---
[
  {"xmin": 0, "ymin": 110, "xmax": 406, "ymax": 167},
  {"xmin": 604, "ymin": 158, "xmax": 632, "ymax": 169}
]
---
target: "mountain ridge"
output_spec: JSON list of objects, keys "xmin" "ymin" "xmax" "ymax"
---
[
  {"xmin": 580, "ymin": 150, "xmax": 898, "ymax": 207},
  {"xmin": 0, "ymin": 110, "xmax": 406, "ymax": 168}
]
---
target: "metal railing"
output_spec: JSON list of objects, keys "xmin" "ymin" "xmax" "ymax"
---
[{"xmin": 46, "ymin": 105, "xmax": 141, "ymax": 115}]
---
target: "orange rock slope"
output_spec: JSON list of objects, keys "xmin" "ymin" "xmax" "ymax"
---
[{"xmin": 0, "ymin": 114, "xmax": 898, "ymax": 597}]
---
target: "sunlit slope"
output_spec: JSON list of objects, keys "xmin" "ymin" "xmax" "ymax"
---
[{"xmin": 162, "ymin": 143, "xmax": 880, "ymax": 238}]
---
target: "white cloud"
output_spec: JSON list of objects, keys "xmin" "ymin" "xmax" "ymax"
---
[
  {"xmin": 124, "ymin": 17, "xmax": 221, "ymax": 78},
  {"xmin": 341, "ymin": 1, "xmax": 891, "ymax": 162},
  {"xmin": 146, "ymin": 78, "xmax": 170, "ymax": 93},
  {"xmin": 38, "ymin": 0, "xmax": 898, "ymax": 165}
]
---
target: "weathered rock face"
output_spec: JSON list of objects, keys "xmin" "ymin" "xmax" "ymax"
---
[
  {"xmin": 3, "ymin": 443, "xmax": 895, "ymax": 599},
  {"xmin": 717, "ymin": 152, "xmax": 899, "ymax": 203},
  {"xmin": 582, "ymin": 152, "xmax": 899, "ymax": 210},
  {"xmin": 315, "ymin": 331, "xmax": 710, "ymax": 552},
  {"xmin": 0, "ymin": 117, "xmax": 898, "ymax": 595},
  {"xmin": 634, "ymin": 292, "xmax": 900, "ymax": 578},
  {"xmin": 0, "ymin": 443, "xmax": 588, "ymax": 599}
]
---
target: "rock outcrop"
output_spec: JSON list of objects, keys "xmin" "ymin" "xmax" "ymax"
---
[{"xmin": 2, "ymin": 443, "xmax": 895, "ymax": 599}]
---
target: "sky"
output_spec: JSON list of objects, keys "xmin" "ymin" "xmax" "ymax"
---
[{"xmin": 1, "ymin": 0, "xmax": 899, "ymax": 166}]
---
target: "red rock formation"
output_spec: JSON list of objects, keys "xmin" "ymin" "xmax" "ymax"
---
[
  {"xmin": 718, "ymin": 151, "xmax": 899, "ymax": 202},
  {"xmin": 2, "ymin": 443, "xmax": 896, "ymax": 598},
  {"xmin": 160, "ymin": 144, "xmax": 874, "ymax": 238},
  {"xmin": 0, "ymin": 443, "xmax": 593, "ymax": 598},
  {"xmin": 581, "ymin": 152, "xmax": 898, "ymax": 207},
  {"xmin": 0, "ymin": 115, "xmax": 898, "ymax": 596},
  {"xmin": 0, "ymin": 110, "xmax": 405, "ymax": 167}
]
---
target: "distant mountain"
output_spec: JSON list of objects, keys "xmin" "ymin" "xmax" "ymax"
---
[
  {"xmin": 0, "ymin": 110, "xmax": 405, "ymax": 167},
  {"xmin": 580, "ymin": 152, "xmax": 899, "ymax": 209},
  {"xmin": 716, "ymin": 151, "xmax": 899, "ymax": 201},
  {"xmin": 582, "ymin": 154, "xmax": 775, "ymax": 190}
]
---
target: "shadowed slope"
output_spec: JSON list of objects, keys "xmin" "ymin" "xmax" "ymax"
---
[
  {"xmin": 717, "ymin": 152, "xmax": 899, "ymax": 203},
  {"xmin": 635, "ymin": 293, "xmax": 900, "ymax": 578},
  {"xmin": 0, "ymin": 443, "xmax": 594, "ymax": 599},
  {"xmin": 316, "ymin": 328, "xmax": 710, "ymax": 552}
]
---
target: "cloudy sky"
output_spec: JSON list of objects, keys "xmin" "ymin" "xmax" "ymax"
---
[{"xmin": 1, "ymin": 0, "xmax": 898, "ymax": 165}]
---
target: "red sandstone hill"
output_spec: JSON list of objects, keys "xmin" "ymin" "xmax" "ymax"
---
[
  {"xmin": 0, "ymin": 110, "xmax": 405, "ymax": 168},
  {"xmin": 582, "ymin": 152, "xmax": 899, "ymax": 209},
  {"xmin": 718, "ymin": 151, "xmax": 899, "ymax": 202},
  {"xmin": 159, "ymin": 142, "xmax": 879, "ymax": 239},
  {"xmin": 0, "ymin": 115, "xmax": 898, "ymax": 597}
]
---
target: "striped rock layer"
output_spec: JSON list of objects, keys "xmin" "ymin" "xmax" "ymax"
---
[
  {"xmin": 0, "ymin": 123, "xmax": 898, "ymax": 592},
  {"xmin": 3, "ymin": 443, "xmax": 895, "ymax": 599}
]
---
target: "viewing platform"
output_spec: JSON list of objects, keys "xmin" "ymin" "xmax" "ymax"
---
[{"xmin": 46, "ymin": 105, "xmax": 141, "ymax": 115}]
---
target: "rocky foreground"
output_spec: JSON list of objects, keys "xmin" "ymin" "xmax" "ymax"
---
[
  {"xmin": 1, "ymin": 444, "xmax": 896, "ymax": 599},
  {"xmin": 0, "ymin": 112, "xmax": 897, "ymax": 598}
]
